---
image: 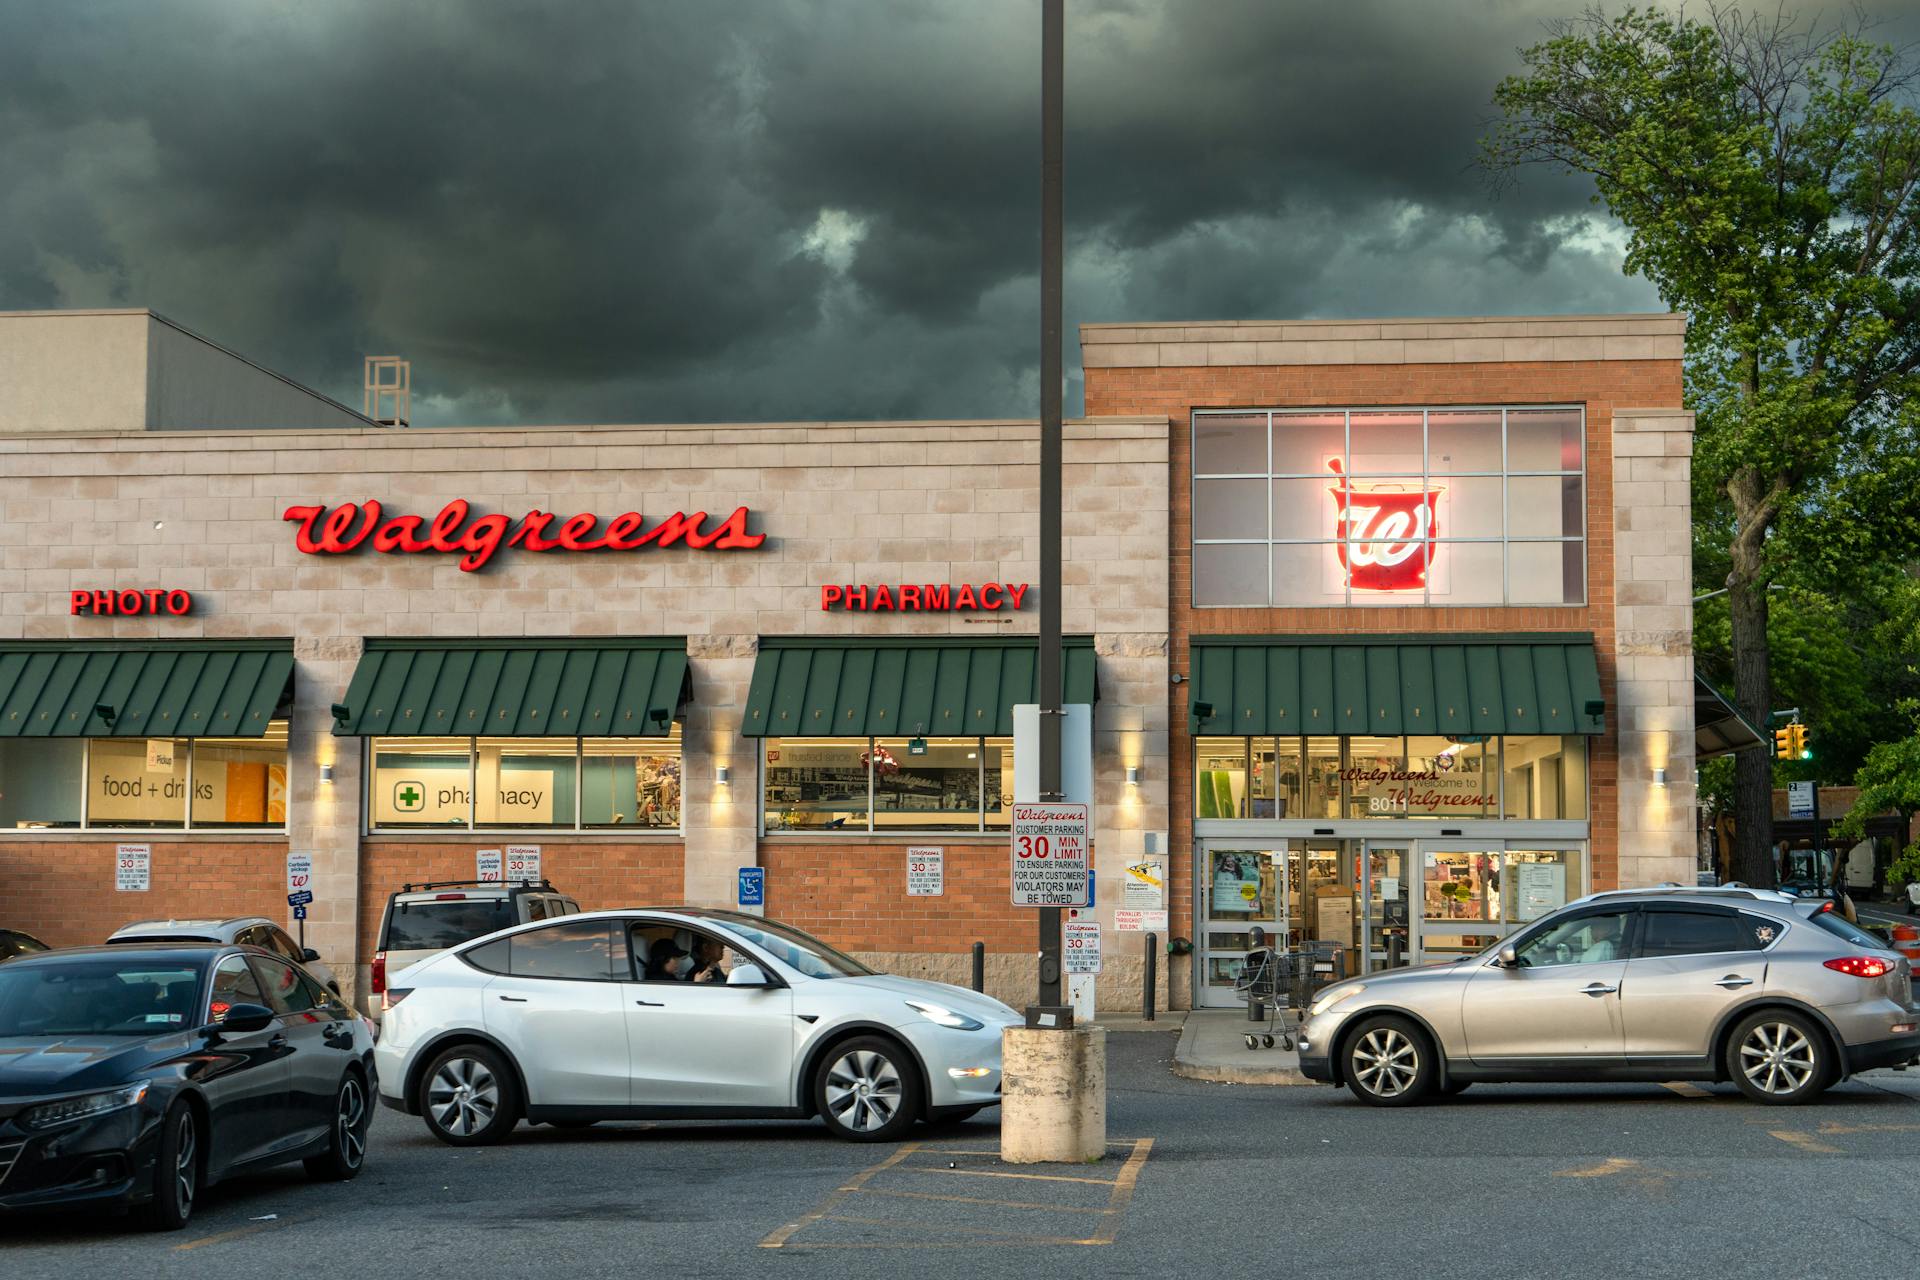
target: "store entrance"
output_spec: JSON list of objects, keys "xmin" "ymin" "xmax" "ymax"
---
[{"xmin": 1196, "ymin": 839, "xmax": 1414, "ymax": 1008}]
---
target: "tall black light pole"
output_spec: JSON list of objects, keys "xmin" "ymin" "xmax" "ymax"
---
[{"xmin": 1028, "ymin": 0, "xmax": 1068, "ymax": 1026}]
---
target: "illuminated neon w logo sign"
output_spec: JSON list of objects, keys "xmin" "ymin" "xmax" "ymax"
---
[{"xmin": 1328, "ymin": 460, "xmax": 1443, "ymax": 592}]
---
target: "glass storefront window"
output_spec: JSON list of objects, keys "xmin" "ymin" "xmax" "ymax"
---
[
  {"xmin": 763, "ymin": 737, "xmax": 1011, "ymax": 833},
  {"xmin": 0, "ymin": 738, "xmax": 83, "ymax": 829},
  {"xmin": 1423, "ymin": 850, "xmax": 1501, "ymax": 923},
  {"xmin": 1303, "ymin": 737, "xmax": 1341, "ymax": 819},
  {"xmin": 582, "ymin": 735, "xmax": 681, "ymax": 829},
  {"xmin": 1252, "ymin": 738, "xmax": 1299, "ymax": 819},
  {"xmin": 874, "ymin": 738, "xmax": 982, "ymax": 831},
  {"xmin": 1505, "ymin": 848, "xmax": 1584, "ymax": 922},
  {"xmin": 370, "ymin": 735, "xmax": 679, "ymax": 831},
  {"xmin": 190, "ymin": 729, "xmax": 289, "ymax": 829},
  {"xmin": 1404, "ymin": 736, "xmax": 1492, "ymax": 818},
  {"xmin": 1208, "ymin": 849, "xmax": 1274, "ymax": 918},
  {"xmin": 1342, "ymin": 736, "xmax": 1404, "ymax": 818},
  {"xmin": 85, "ymin": 737, "xmax": 188, "ymax": 829},
  {"xmin": 1195, "ymin": 405, "xmax": 1587, "ymax": 606},
  {"xmin": 1196, "ymin": 738, "xmax": 1248, "ymax": 820},
  {"xmin": 1502, "ymin": 736, "xmax": 1589, "ymax": 820},
  {"xmin": 477, "ymin": 739, "xmax": 578, "ymax": 829}
]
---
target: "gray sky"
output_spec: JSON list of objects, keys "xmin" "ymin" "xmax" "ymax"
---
[{"xmin": 3, "ymin": 1, "xmax": 1916, "ymax": 426}]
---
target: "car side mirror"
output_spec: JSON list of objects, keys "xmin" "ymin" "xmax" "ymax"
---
[
  {"xmin": 209, "ymin": 1003, "xmax": 276, "ymax": 1035},
  {"xmin": 301, "ymin": 947, "xmax": 321, "ymax": 962},
  {"xmin": 1498, "ymin": 946, "xmax": 1520, "ymax": 969},
  {"xmin": 727, "ymin": 963, "xmax": 775, "ymax": 989}
]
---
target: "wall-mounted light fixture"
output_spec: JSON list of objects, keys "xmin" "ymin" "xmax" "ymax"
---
[
  {"xmin": 319, "ymin": 763, "xmax": 335, "ymax": 784},
  {"xmin": 715, "ymin": 764, "xmax": 731, "ymax": 786},
  {"xmin": 1125, "ymin": 766, "xmax": 1141, "ymax": 786},
  {"xmin": 1652, "ymin": 767, "xmax": 1668, "ymax": 787}
]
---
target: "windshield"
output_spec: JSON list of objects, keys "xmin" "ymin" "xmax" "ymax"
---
[
  {"xmin": 385, "ymin": 900, "xmax": 512, "ymax": 951},
  {"xmin": 0, "ymin": 957, "xmax": 204, "ymax": 1037},
  {"xmin": 705, "ymin": 916, "xmax": 873, "ymax": 980}
]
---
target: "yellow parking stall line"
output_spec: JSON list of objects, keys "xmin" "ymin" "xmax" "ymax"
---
[
  {"xmin": 901, "ymin": 1164, "xmax": 1120, "ymax": 1186},
  {"xmin": 757, "ymin": 1142, "xmax": 924, "ymax": 1249},
  {"xmin": 764, "ymin": 1237, "xmax": 1101, "ymax": 1251},
  {"xmin": 174, "ymin": 1213, "xmax": 309, "ymax": 1252},
  {"xmin": 1082, "ymin": 1137, "xmax": 1154, "ymax": 1247},
  {"xmin": 1553, "ymin": 1157, "xmax": 1640, "ymax": 1178},
  {"xmin": 1661, "ymin": 1081, "xmax": 1711, "ymax": 1098},
  {"xmin": 1816, "ymin": 1122, "xmax": 1920, "ymax": 1136},
  {"xmin": 1770, "ymin": 1130, "xmax": 1843, "ymax": 1154},
  {"xmin": 854, "ymin": 1186, "xmax": 1118, "ymax": 1214}
]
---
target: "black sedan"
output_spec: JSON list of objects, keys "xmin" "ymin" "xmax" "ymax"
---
[
  {"xmin": 0, "ymin": 930, "xmax": 48, "ymax": 963},
  {"xmin": 0, "ymin": 944, "xmax": 376, "ymax": 1231}
]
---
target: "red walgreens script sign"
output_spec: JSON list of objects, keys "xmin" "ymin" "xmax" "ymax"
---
[
  {"xmin": 282, "ymin": 500, "xmax": 764, "ymax": 572},
  {"xmin": 1328, "ymin": 460, "xmax": 1443, "ymax": 592}
]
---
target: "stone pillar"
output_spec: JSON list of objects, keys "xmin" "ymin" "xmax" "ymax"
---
[
  {"xmin": 286, "ymin": 636, "xmax": 366, "ymax": 1000},
  {"xmin": 1000, "ymin": 1026, "xmax": 1107, "ymax": 1163},
  {"xmin": 1092, "ymin": 635, "xmax": 1169, "ymax": 1013},
  {"xmin": 1611, "ymin": 408, "xmax": 1697, "ymax": 888},
  {"xmin": 684, "ymin": 634, "xmax": 758, "ymax": 908}
]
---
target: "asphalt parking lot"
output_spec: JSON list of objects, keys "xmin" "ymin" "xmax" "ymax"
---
[{"xmin": 9, "ymin": 1031, "xmax": 1920, "ymax": 1278}]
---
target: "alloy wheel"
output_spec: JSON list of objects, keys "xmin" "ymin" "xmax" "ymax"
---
[
  {"xmin": 1353, "ymin": 1027, "xmax": 1419, "ymax": 1098},
  {"xmin": 174, "ymin": 1111, "xmax": 197, "ymax": 1216},
  {"xmin": 428, "ymin": 1057, "xmax": 499, "ymax": 1137},
  {"xmin": 338, "ymin": 1076, "xmax": 368, "ymax": 1168},
  {"xmin": 1739, "ymin": 1021, "xmax": 1817, "ymax": 1096},
  {"xmin": 823, "ymin": 1049, "xmax": 903, "ymax": 1134}
]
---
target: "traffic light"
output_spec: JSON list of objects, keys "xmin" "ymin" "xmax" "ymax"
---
[
  {"xmin": 1790, "ymin": 722, "xmax": 1811, "ymax": 760},
  {"xmin": 1774, "ymin": 726, "xmax": 1794, "ymax": 759}
]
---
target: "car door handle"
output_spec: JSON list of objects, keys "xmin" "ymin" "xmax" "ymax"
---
[
  {"xmin": 1714, "ymin": 976, "xmax": 1755, "ymax": 989},
  {"xmin": 634, "ymin": 998, "xmax": 664, "ymax": 1007},
  {"xmin": 1580, "ymin": 983, "xmax": 1618, "ymax": 997},
  {"xmin": 498, "ymin": 995, "xmax": 528, "ymax": 1003}
]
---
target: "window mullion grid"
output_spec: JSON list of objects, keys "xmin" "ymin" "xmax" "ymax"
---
[
  {"xmin": 1266, "ymin": 410, "xmax": 1275, "ymax": 606},
  {"xmin": 977, "ymin": 737, "xmax": 986, "ymax": 832},
  {"xmin": 183, "ymin": 737, "xmax": 194, "ymax": 831},
  {"xmin": 468, "ymin": 736, "xmax": 478, "ymax": 832},
  {"xmin": 1421, "ymin": 408, "xmax": 1431, "ymax": 606},
  {"xmin": 1500, "ymin": 408, "xmax": 1511, "ymax": 605},
  {"xmin": 867, "ymin": 737, "xmax": 876, "ymax": 834},
  {"xmin": 574, "ymin": 737, "xmax": 584, "ymax": 834},
  {"xmin": 79, "ymin": 737, "xmax": 91, "ymax": 831},
  {"xmin": 1343, "ymin": 410, "xmax": 1352, "ymax": 606}
]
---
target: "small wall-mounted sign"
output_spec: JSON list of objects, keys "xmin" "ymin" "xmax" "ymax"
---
[{"xmin": 71, "ymin": 589, "xmax": 193, "ymax": 616}]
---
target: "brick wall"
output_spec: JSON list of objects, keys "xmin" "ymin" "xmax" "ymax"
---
[
  {"xmin": 0, "ymin": 838, "xmax": 289, "ymax": 948},
  {"xmin": 1086, "ymin": 356, "xmax": 1688, "ymax": 945},
  {"xmin": 760, "ymin": 840, "xmax": 1027, "ymax": 954}
]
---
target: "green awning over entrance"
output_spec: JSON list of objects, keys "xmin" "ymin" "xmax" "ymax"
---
[
  {"xmin": 0, "ymin": 640, "xmax": 293, "ymax": 738},
  {"xmin": 333, "ymin": 639, "xmax": 689, "ymax": 737},
  {"xmin": 1190, "ymin": 635, "xmax": 1605, "ymax": 737},
  {"xmin": 741, "ymin": 637, "xmax": 1098, "ymax": 738}
]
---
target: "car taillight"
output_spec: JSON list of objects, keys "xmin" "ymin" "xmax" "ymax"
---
[
  {"xmin": 372, "ymin": 950, "xmax": 387, "ymax": 995},
  {"xmin": 435, "ymin": 893, "xmax": 468, "ymax": 900},
  {"xmin": 1825, "ymin": 956, "xmax": 1893, "ymax": 978}
]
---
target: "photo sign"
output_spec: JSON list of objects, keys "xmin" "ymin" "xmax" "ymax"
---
[
  {"xmin": 116, "ymin": 843, "xmax": 150, "ymax": 892},
  {"xmin": 1009, "ymin": 803, "xmax": 1090, "ymax": 907},
  {"xmin": 906, "ymin": 846, "xmax": 944, "ymax": 896}
]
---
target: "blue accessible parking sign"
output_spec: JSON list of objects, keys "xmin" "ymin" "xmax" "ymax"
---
[{"xmin": 738, "ymin": 867, "xmax": 765, "ymax": 907}]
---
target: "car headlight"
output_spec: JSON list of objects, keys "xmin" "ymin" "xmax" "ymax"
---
[
  {"xmin": 21, "ymin": 1080, "xmax": 151, "ymax": 1130},
  {"xmin": 1308, "ymin": 985, "xmax": 1365, "ymax": 1019},
  {"xmin": 905, "ymin": 999, "xmax": 984, "ymax": 1031}
]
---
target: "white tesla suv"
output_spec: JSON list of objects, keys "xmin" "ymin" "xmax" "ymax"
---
[{"xmin": 373, "ymin": 907, "xmax": 1021, "ymax": 1143}]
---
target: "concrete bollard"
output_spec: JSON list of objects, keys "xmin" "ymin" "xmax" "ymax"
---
[{"xmin": 999, "ymin": 1025, "xmax": 1107, "ymax": 1164}]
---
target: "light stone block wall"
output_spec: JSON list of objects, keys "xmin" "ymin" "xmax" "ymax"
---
[
  {"xmin": 0, "ymin": 417, "xmax": 1171, "ymax": 1004},
  {"xmin": 1611, "ymin": 408, "xmax": 1697, "ymax": 887}
]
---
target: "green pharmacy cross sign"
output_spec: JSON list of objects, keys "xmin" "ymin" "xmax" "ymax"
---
[{"xmin": 395, "ymin": 781, "xmax": 425, "ymax": 812}]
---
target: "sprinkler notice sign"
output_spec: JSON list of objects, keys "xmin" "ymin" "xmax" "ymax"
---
[{"xmin": 1009, "ymin": 802, "xmax": 1090, "ymax": 907}]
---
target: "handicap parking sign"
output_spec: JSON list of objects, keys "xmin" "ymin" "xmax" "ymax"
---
[{"xmin": 738, "ymin": 867, "xmax": 765, "ymax": 907}]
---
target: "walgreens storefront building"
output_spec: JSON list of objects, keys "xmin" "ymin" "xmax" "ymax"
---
[{"xmin": 0, "ymin": 312, "xmax": 1698, "ymax": 1011}]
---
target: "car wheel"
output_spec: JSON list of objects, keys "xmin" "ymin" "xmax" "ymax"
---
[
  {"xmin": 420, "ymin": 1044, "xmax": 520, "ymax": 1145},
  {"xmin": 305, "ymin": 1070, "xmax": 371, "ymax": 1180},
  {"xmin": 1727, "ymin": 1010, "xmax": 1830, "ymax": 1105},
  {"xmin": 1342, "ymin": 1016, "xmax": 1435, "ymax": 1107},
  {"xmin": 814, "ymin": 1036, "xmax": 921, "ymax": 1142},
  {"xmin": 143, "ymin": 1104, "xmax": 199, "ymax": 1232}
]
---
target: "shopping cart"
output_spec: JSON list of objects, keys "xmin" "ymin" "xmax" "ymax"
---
[{"xmin": 1233, "ymin": 927, "xmax": 1301, "ymax": 1051}]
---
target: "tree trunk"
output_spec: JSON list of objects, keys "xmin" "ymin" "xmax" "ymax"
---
[{"xmin": 1726, "ymin": 468, "xmax": 1776, "ymax": 887}]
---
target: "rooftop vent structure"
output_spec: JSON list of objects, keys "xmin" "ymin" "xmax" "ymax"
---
[{"xmin": 363, "ymin": 355, "xmax": 411, "ymax": 427}]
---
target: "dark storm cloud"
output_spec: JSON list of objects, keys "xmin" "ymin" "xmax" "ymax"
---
[{"xmin": 2, "ymin": 0, "xmax": 1916, "ymax": 425}]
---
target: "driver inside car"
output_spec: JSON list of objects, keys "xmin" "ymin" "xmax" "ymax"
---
[{"xmin": 1577, "ymin": 914, "xmax": 1623, "ymax": 963}]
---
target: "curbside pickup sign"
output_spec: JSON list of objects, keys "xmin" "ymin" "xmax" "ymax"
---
[{"xmin": 1009, "ymin": 802, "xmax": 1090, "ymax": 907}]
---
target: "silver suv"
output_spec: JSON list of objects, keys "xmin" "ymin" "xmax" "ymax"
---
[{"xmin": 1299, "ymin": 890, "xmax": 1920, "ymax": 1106}]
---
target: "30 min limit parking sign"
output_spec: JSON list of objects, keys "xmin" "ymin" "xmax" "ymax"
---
[{"xmin": 1009, "ymin": 802, "xmax": 1090, "ymax": 907}]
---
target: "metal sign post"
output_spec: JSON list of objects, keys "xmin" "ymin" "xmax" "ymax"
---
[{"xmin": 1026, "ymin": 0, "xmax": 1070, "ymax": 1033}]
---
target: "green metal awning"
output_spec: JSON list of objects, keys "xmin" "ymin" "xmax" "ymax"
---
[
  {"xmin": 0, "ymin": 640, "xmax": 293, "ymax": 738},
  {"xmin": 1695, "ymin": 674, "xmax": 1767, "ymax": 759},
  {"xmin": 333, "ymin": 639, "xmax": 689, "ymax": 737},
  {"xmin": 741, "ymin": 637, "xmax": 1098, "ymax": 738},
  {"xmin": 1189, "ymin": 635, "xmax": 1605, "ymax": 737}
]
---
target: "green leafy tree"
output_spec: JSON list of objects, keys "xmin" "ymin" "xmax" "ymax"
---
[{"xmin": 1483, "ymin": 6, "xmax": 1920, "ymax": 885}]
